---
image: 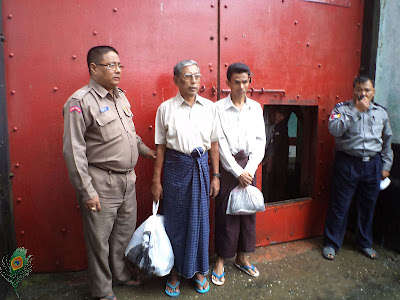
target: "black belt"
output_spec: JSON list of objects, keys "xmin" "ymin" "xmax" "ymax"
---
[
  {"xmin": 338, "ymin": 151, "xmax": 377, "ymax": 163},
  {"xmin": 89, "ymin": 164, "xmax": 133, "ymax": 174}
]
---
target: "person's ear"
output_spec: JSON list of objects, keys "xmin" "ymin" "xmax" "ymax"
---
[{"xmin": 89, "ymin": 63, "xmax": 97, "ymax": 75}]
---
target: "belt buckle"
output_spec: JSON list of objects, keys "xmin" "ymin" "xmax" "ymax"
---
[{"xmin": 362, "ymin": 156, "xmax": 370, "ymax": 162}]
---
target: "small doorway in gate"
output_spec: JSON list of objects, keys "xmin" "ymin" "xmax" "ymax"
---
[{"xmin": 262, "ymin": 105, "xmax": 318, "ymax": 203}]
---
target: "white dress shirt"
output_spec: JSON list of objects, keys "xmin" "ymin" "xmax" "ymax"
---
[
  {"xmin": 216, "ymin": 95, "xmax": 266, "ymax": 178},
  {"xmin": 155, "ymin": 92, "xmax": 219, "ymax": 155}
]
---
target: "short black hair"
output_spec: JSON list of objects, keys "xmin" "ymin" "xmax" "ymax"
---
[
  {"xmin": 87, "ymin": 46, "xmax": 119, "ymax": 74},
  {"xmin": 227, "ymin": 63, "xmax": 251, "ymax": 81},
  {"xmin": 353, "ymin": 75, "xmax": 375, "ymax": 88}
]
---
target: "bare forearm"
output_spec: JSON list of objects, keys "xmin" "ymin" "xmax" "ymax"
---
[
  {"xmin": 152, "ymin": 144, "xmax": 166, "ymax": 183},
  {"xmin": 209, "ymin": 141, "xmax": 219, "ymax": 174}
]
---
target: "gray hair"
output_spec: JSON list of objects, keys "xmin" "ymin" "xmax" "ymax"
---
[{"xmin": 173, "ymin": 60, "xmax": 199, "ymax": 77}]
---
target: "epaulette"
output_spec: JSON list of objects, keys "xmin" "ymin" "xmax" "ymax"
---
[
  {"xmin": 334, "ymin": 100, "xmax": 350, "ymax": 107},
  {"xmin": 372, "ymin": 101, "xmax": 386, "ymax": 111},
  {"xmin": 71, "ymin": 85, "xmax": 91, "ymax": 100},
  {"xmin": 118, "ymin": 87, "xmax": 125, "ymax": 94}
]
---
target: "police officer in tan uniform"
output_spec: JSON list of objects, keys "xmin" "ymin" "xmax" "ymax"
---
[{"xmin": 63, "ymin": 46, "xmax": 156, "ymax": 300}]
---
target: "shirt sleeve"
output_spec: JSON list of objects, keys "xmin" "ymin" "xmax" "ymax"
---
[
  {"xmin": 155, "ymin": 104, "xmax": 166, "ymax": 145},
  {"xmin": 328, "ymin": 105, "xmax": 361, "ymax": 137},
  {"xmin": 136, "ymin": 133, "xmax": 151, "ymax": 157},
  {"xmin": 244, "ymin": 104, "xmax": 266, "ymax": 176},
  {"xmin": 63, "ymin": 98, "xmax": 98, "ymax": 202},
  {"xmin": 381, "ymin": 112, "xmax": 394, "ymax": 171}
]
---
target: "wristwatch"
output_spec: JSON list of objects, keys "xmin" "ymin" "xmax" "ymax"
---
[{"xmin": 212, "ymin": 173, "xmax": 221, "ymax": 179}]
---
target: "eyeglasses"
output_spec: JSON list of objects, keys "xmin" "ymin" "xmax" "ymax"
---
[
  {"xmin": 182, "ymin": 73, "xmax": 203, "ymax": 81},
  {"xmin": 96, "ymin": 63, "xmax": 125, "ymax": 70}
]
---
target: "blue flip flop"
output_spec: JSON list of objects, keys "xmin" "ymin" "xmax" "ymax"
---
[
  {"xmin": 211, "ymin": 268, "xmax": 225, "ymax": 286},
  {"xmin": 165, "ymin": 281, "xmax": 180, "ymax": 297},
  {"xmin": 235, "ymin": 263, "xmax": 260, "ymax": 277},
  {"xmin": 194, "ymin": 278, "xmax": 210, "ymax": 294}
]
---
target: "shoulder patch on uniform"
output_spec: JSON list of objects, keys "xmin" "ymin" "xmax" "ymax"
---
[
  {"xmin": 372, "ymin": 101, "xmax": 387, "ymax": 111},
  {"xmin": 69, "ymin": 105, "xmax": 82, "ymax": 113},
  {"xmin": 334, "ymin": 100, "xmax": 350, "ymax": 107},
  {"xmin": 117, "ymin": 87, "xmax": 125, "ymax": 94},
  {"xmin": 71, "ymin": 85, "xmax": 91, "ymax": 100}
]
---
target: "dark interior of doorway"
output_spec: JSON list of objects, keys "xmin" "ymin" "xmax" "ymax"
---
[{"xmin": 262, "ymin": 104, "xmax": 318, "ymax": 203}]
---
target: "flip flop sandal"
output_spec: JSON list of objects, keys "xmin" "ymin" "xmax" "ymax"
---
[
  {"xmin": 361, "ymin": 247, "xmax": 378, "ymax": 259},
  {"xmin": 194, "ymin": 277, "xmax": 210, "ymax": 294},
  {"xmin": 322, "ymin": 246, "xmax": 335, "ymax": 260},
  {"xmin": 234, "ymin": 263, "xmax": 260, "ymax": 277},
  {"xmin": 165, "ymin": 281, "xmax": 180, "ymax": 297},
  {"xmin": 99, "ymin": 293, "xmax": 116, "ymax": 300},
  {"xmin": 211, "ymin": 268, "xmax": 225, "ymax": 286}
]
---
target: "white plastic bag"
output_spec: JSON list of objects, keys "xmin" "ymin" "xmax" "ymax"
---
[
  {"xmin": 226, "ymin": 185, "xmax": 265, "ymax": 215},
  {"xmin": 125, "ymin": 201, "xmax": 174, "ymax": 276}
]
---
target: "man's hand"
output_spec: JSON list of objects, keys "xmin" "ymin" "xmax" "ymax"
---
[
  {"xmin": 355, "ymin": 96, "xmax": 370, "ymax": 112},
  {"xmin": 85, "ymin": 195, "xmax": 101, "ymax": 212},
  {"xmin": 238, "ymin": 171, "xmax": 253, "ymax": 187},
  {"xmin": 151, "ymin": 182, "xmax": 163, "ymax": 202},
  {"xmin": 382, "ymin": 170, "xmax": 390, "ymax": 179},
  {"xmin": 146, "ymin": 150, "xmax": 157, "ymax": 160},
  {"xmin": 210, "ymin": 177, "xmax": 220, "ymax": 199}
]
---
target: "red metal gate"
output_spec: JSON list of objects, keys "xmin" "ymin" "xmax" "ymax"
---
[{"xmin": 2, "ymin": 0, "xmax": 364, "ymax": 271}]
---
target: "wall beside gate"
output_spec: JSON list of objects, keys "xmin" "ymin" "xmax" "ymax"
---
[{"xmin": 2, "ymin": 0, "xmax": 364, "ymax": 272}]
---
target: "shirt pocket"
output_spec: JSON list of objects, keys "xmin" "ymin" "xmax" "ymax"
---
[
  {"xmin": 96, "ymin": 113, "xmax": 122, "ymax": 142},
  {"xmin": 371, "ymin": 118, "xmax": 384, "ymax": 135},
  {"xmin": 123, "ymin": 107, "xmax": 136, "ymax": 132}
]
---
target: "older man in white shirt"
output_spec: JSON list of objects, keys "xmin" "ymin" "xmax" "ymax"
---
[{"xmin": 212, "ymin": 63, "xmax": 266, "ymax": 286}]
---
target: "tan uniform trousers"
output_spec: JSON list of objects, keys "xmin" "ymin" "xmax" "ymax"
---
[{"xmin": 81, "ymin": 165, "xmax": 137, "ymax": 298}]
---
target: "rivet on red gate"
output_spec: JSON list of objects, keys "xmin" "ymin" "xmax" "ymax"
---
[
  {"xmin": 210, "ymin": 68, "xmax": 214, "ymax": 72},
  {"xmin": 11, "ymin": 90, "xmax": 16, "ymax": 95},
  {"xmin": 13, "ymin": 127, "xmax": 18, "ymax": 132},
  {"xmin": 224, "ymin": 36, "xmax": 228, "ymax": 41},
  {"xmin": 274, "ymin": 208, "xmax": 277, "ymax": 213},
  {"xmin": 225, "ymin": 63, "xmax": 228, "ymax": 67},
  {"xmin": 9, "ymin": 53, "xmax": 14, "ymax": 58},
  {"xmin": 318, "ymin": 64, "xmax": 321, "ymax": 68},
  {"xmin": 17, "ymin": 197, "xmax": 21, "ymax": 203},
  {"xmin": 56, "ymin": 261, "xmax": 59, "ymax": 265},
  {"xmin": 153, "ymin": 91, "xmax": 156, "ymax": 96},
  {"xmin": 93, "ymin": 31, "xmax": 98, "ymax": 36},
  {"xmin": 8, "ymin": 14, "xmax": 13, "ymax": 19},
  {"xmin": 267, "ymin": 236, "xmax": 270, "ymax": 240},
  {"xmin": 282, "ymin": 0, "xmax": 285, "ymax": 2},
  {"xmin": 224, "ymin": 4, "xmax": 228, "ymax": 8},
  {"xmin": 210, "ymin": 36, "xmax": 214, "ymax": 40},
  {"xmin": 290, "ymin": 232, "xmax": 293, "ymax": 236},
  {"xmin": 357, "ymin": 23, "xmax": 361, "ymax": 28},
  {"xmin": 319, "ymin": 160, "xmax": 323, "ymax": 164},
  {"xmin": 20, "ymin": 231, "xmax": 24, "ymax": 236},
  {"xmin": 61, "ymin": 228, "xmax": 66, "ymax": 232},
  {"xmin": 274, "ymin": 94, "xmax": 277, "ymax": 97},
  {"xmin": 336, "ymin": 95, "xmax": 339, "ymax": 99},
  {"xmin": 209, "ymin": 63, "xmax": 212, "ymax": 67},
  {"xmin": 321, "ymin": 141, "xmax": 324, "ymax": 145},
  {"xmin": 294, "ymin": 20, "xmax": 298, "ymax": 25},
  {"xmin": 356, "ymin": 49, "xmax": 359, "ymax": 55},
  {"xmin": 297, "ymin": 95, "xmax": 300, "ymax": 98},
  {"xmin": 242, "ymin": 34, "xmax": 245, "ymax": 37},
  {"xmin": 306, "ymin": 43, "xmax": 310, "ymax": 47},
  {"xmin": 77, "ymin": 205, "xmax": 80, "ymax": 209},
  {"xmin": 72, "ymin": 55, "xmax": 76, "ymax": 59},
  {"xmin": 211, "ymin": 4, "xmax": 214, "ymax": 8},
  {"xmin": 318, "ymin": 95, "xmax": 321, "ymax": 99},
  {"xmin": 15, "ymin": 163, "xmax": 20, "ymax": 168},
  {"xmin": 53, "ymin": 87, "xmax": 58, "ymax": 92},
  {"xmin": 149, "ymin": 125, "xmax": 153, "ymax": 130},
  {"xmin": 113, "ymin": 8, "xmax": 118, "ymax": 12}
]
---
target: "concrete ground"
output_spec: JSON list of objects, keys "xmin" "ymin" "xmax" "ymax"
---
[{"xmin": 2, "ymin": 234, "xmax": 400, "ymax": 300}]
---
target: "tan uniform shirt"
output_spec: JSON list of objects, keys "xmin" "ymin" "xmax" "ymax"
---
[
  {"xmin": 155, "ymin": 92, "xmax": 219, "ymax": 155},
  {"xmin": 63, "ymin": 79, "xmax": 150, "ymax": 201}
]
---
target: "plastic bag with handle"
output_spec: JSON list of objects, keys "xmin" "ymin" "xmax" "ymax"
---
[
  {"xmin": 125, "ymin": 201, "xmax": 174, "ymax": 276},
  {"xmin": 226, "ymin": 185, "xmax": 265, "ymax": 215}
]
